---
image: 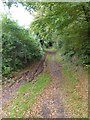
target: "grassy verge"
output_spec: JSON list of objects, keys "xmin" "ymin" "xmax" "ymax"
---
[
  {"xmin": 55, "ymin": 52, "xmax": 88, "ymax": 118},
  {"xmin": 62, "ymin": 63, "xmax": 88, "ymax": 118},
  {"xmin": 4, "ymin": 72, "xmax": 51, "ymax": 118}
]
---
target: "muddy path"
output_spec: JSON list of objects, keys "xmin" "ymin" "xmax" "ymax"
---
[
  {"xmin": 25, "ymin": 51, "xmax": 68, "ymax": 118},
  {"xmin": 2, "ymin": 56, "xmax": 46, "ymax": 106}
]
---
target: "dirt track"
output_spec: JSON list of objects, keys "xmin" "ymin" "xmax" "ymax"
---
[
  {"xmin": 2, "ymin": 51, "xmax": 68, "ymax": 118},
  {"xmin": 2, "ymin": 51, "xmax": 88, "ymax": 118},
  {"xmin": 25, "ymin": 52, "xmax": 68, "ymax": 118}
]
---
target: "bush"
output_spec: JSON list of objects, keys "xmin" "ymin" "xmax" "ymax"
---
[{"xmin": 2, "ymin": 15, "xmax": 44, "ymax": 78}]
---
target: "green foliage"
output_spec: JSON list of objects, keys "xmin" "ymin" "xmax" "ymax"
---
[
  {"xmin": 2, "ymin": 15, "xmax": 43, "ymax": 77},
  {"xmin": 2, "ymin": 2, "xmax": 90, "ymax": 77},
  {"xmin": 26, "ymin": 2, "xmax": 89, "ymax": 66}
]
